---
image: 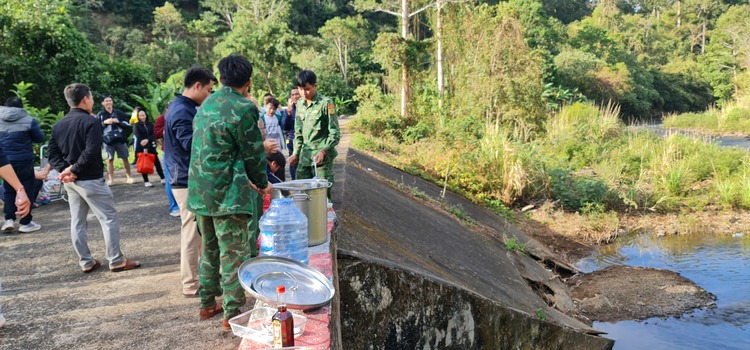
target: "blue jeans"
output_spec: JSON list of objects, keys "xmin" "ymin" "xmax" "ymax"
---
[
  {"xmin": 2, "ymin": 160, "xmax": 35, "ymax": 224},
  {"xmin": 286, "ymin": 137, "xmax": 296, "ymax": 181},
  {"xmin": 163, "ymin": 156, "xmax": 179, "ymax": 213}
]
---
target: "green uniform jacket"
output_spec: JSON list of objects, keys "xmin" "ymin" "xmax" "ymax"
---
[
  {"xmin": 187, "ymin": 86, "xmax": 268, "ymax": 216},
  {"xmin": 293, "ymin": 93, "xmax": 341, "ymax": 166}
]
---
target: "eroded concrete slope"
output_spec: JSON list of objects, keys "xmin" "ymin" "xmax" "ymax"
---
[{"xmin": 334, "ymin": 149, "xmax": 613, "ymax": 349}]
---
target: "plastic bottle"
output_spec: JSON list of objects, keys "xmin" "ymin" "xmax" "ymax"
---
[
  {"xmin": 259, "ymin": 198, "xmax": 309, "ymax": 264},
  {"xmin": 326, "ymin": 200, "xmax": 336, "ymax": 222}
]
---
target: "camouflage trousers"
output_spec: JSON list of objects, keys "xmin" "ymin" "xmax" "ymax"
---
[
  {"xmin": 246, "ymin": 192, "xmax": 263, "ymax": 256},
  {"xmin": 196, "ymin": 214, "xmax": 251, "ymax": 320},
  {"xmin": 296, "ymin": 161, "xmax": 334, "ymax": 198}
]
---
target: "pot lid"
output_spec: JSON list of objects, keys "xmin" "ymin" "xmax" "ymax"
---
[
  {"xmin": 239, "ymin": 256, "xmax": 335, "ymax": 310},
  {"xmin": 273, "ymin": 179, "xmax": 331, "ymax": 191}
]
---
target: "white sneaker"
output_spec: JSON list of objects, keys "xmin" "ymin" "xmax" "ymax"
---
[
  {"xmin": 160, "ymin": 179, "xmax": 165, "ymax": 185},
  {"xmin": 144, "ymin": 182, "xmax": 154, "ymax": 187},
  {"xmin": 2, "ymin": 219, "xmax": 14, "ymax": 232},
  {"xmin": 18, "ymin": 221, "xmax": 41, "ymax": 233},
  {"xmin": 169, "ymin": 210, "xmax": 181, "ymax": 217}
]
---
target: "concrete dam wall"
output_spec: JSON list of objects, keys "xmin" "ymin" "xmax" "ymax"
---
[{"xmin": 332, "ymin": 149, "xmax": 613, "ymax": 349}]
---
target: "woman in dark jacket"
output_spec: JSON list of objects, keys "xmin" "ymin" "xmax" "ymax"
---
[{"xmin": 133, "ymin": 108, "xmax": 165, "ymax": 187}]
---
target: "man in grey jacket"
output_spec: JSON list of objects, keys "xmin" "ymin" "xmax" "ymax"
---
[{"xmin": 0, "ymin": 97, "xmax": 44, "ymax": 233}]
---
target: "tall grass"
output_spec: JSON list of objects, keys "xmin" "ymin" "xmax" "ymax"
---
[
  {"xmin": 663, "ymin": 100, "xmax": 750, "ymax": 134},
  {"xmin": 352, "ymin": 100, "xmax": 750, "ymax": 213}
]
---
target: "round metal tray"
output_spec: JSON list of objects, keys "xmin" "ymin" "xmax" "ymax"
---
[{"xmin": 239, "ymin": 256, "xmax": 334, "ymax": 310}]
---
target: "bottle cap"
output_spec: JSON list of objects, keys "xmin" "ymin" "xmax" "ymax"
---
[{"xmin": 276, "ymin": 285, "xmax": 285, "ymax": 293}]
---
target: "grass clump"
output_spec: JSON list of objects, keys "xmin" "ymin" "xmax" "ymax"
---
[
  {"xmin": 663, "ymin": 100, "xmax": 750, "ymax": 134},
  {"xmin": 504, "ymin": 237, "xmax": 526, "ymax": 252}
]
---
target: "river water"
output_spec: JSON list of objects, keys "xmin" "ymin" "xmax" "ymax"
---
[
  {"xmin": 576, "ymin": 233, "xmax": 750, "ymax": 349},
  {"xmin": 635, "ymin": 124, "xmax": 750, "ymax": 150}
]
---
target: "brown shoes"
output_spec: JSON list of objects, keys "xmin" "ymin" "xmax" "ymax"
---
[
  {"xmin": 222, "ymin": 319, "xmax": 231, "ymax": 330},
  {"xmin": 82, "ymin": 260, "xmax": 101, "ymax": 273},
  {"xmin": 199, "ymin": 304, "xmax": 223, "ymax": 320},
  {"xmin": 110, "ymin": 259, "xmax": 141, "ymax": 272}
]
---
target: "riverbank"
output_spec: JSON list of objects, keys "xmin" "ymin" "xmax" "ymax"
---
[{"xmin": 662, "ymin": 99, "xmax": 750, "ymax": 136}]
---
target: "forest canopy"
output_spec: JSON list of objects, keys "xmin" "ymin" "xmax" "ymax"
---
[{"xmin": 1, "ymin": 0, "xmax": 748, "ymax": 118}]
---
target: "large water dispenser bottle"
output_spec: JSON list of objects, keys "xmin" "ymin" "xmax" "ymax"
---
[{"xmin": 259, "ymin": 198, "xmax": 309, "ymax": 264}]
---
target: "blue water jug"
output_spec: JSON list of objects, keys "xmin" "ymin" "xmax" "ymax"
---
[{"xmin": 259, "ymin": 198, "xmax": 309, "ymax": 264}]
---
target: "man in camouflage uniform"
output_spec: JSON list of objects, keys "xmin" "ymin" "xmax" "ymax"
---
[
  {"xmin": 187, "ymin": 54, "xmax": 273, "ymax": 329},
  {"xmin": 288, "ymin": 70, "xmax": 341, "ymax": 198}
]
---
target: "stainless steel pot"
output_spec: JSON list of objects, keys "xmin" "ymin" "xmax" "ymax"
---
[{"xmin": 271, "ymin": 179, "xmax": 331, "ymax": 246}]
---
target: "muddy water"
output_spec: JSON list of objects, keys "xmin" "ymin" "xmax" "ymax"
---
[{"xmin": 576, "ymin": 233, "xmax": 750, "ymax": 350}]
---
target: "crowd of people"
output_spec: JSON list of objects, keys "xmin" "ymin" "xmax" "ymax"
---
[{"xmin": 0, "ymin": 53, "xmax": 341, "ymax": 331}]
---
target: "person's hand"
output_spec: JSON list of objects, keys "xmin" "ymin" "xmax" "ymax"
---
[
  {"xmin": 314, "ymin": 151, "xmax": 326, "ymax": 165},
  {"xmin": 57, "ymin": 166, "xmax": 77, "ymax": 183},
  {"xmin": 14, "ymin": 187, "xmax": 30, "ymax": 217},
  {"xmin": 112, "ymin": 118, "xmax": 120, "ymax": 124},
  {"xmin": 287, "ymin": 99, "xmax": 294, "ymax": 110},
  {"xmin": 264, "ymin": 139, "xmax": 280, "ymax": 153},
  {"xmin": 288, "ymin": 154, "xmax": 298, "ymax": 167},
  {"xmin": 262, "ymin": 183, "xmax": 274, "ymax": 195},
  {"xmin": 143, "ymin": 149, "xmax": 149, "ymax": 155},
  {"xmin": 248, "ymin": 180, "xmax": 259, "ymax": 192},
  {"xmin": 140, "ymin": 139, "xmax": 149, "ymax": 146},
  {"xmin": 35, "ymin": 169, "xmax": 48, "ymax": 180}
]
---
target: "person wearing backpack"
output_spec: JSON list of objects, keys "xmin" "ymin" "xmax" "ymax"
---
[{"xmin": 97, "ymin": 95, "xmax": 133, "ymax": 185}]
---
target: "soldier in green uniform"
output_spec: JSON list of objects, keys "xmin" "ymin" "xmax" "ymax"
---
[
  {"xmin": 187, "ymin": 54, "xmax": 273, "ymax": 329},
  {"xmin": 288, "ymin": 70, "xmax": 341, "ymax": 198}
]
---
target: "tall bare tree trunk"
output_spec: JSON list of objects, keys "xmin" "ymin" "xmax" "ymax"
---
[
  {"xmin": 437, "ymin": 0, "xmax": 444, "ymax": 110},
  {"xmin": 400, "ymin": 0, "xmax": 410, "ymax": 118},
  {"xmin": 677, "ymin": 0, "xmax": 681, "ymax": 28}
]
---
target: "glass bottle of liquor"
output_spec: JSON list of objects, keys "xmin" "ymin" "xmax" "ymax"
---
[{"xmin": 272, "ymin": 285, "xmax": 294, "ymax": 347}]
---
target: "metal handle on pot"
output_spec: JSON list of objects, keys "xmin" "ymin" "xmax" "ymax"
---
[{"xmin": 292, "ymin": 193, "xmax": 310, "ymax": 201}]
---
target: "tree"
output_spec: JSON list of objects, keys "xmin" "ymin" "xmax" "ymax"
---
[
  {"xmin": 319, "ymin": 16, "xmax": 369, "ymax": 85},
  {"xmin": 442, "ymin": 4, "xmax": 546, "ymax": 139},
  {"xmin": 540, "ymin": 0, "xmax": 592, "ymax": 24},
  {"xmin": 236, "ymin": 0, "xmax": 291, "ymax": 24},
  {"xmin": 102, "ymin": 26, "xmax": 128, "ymax": 60},
  {"xmin": 187, "ymin": 12, "xmax": 222, "ymax": 66},
  {"xmin": 152, "ymin": 1, "xmax": 185, "ymax": 44},
  {"xmin": 213, "ymin": 13, "xmax": 298, "ymax": 96},
  {"xmin": 685, "ymin": 0, "xmax": 723, "ymax": 54},
  {"xmin": 354, "ymin": 0, "xmax": 439, "ymax": 117},
  {"xmin": 0, "ymin": 0, "xmax": 150, "ymax": 112},
  {"xmin": 201, "ymin": 0, "xmax": 238, "ymax": 29},
  {"xmin": 702, "ymin": 5, "xmax": 750, "ymax": 102}
]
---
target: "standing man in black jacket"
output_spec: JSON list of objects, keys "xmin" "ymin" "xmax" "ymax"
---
[
  {"xmin": 48, "ymin": 83, "xmax": 141, "ymax": 273},
  {"xmin": 97, "ymin": 95, "xmax": 133, "ymax": 185}
]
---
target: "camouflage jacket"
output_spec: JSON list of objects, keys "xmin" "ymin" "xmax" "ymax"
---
[
  {"xmin": 187, "ymin": 86, "xmax": 268, "ymax": 216},
  {"xmin": 293, "ymin": 93, "xmax": 341, "ymax": 166}
]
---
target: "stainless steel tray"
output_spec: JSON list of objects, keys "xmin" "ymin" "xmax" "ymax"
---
[{"xmin": 239, "ymin": 256, "xmax": 334, "ymax": 310}]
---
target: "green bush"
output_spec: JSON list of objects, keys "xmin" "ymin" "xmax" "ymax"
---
[{"xmin": 547, "ymin": 168, "xmax": 611, "ymax": 212}]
